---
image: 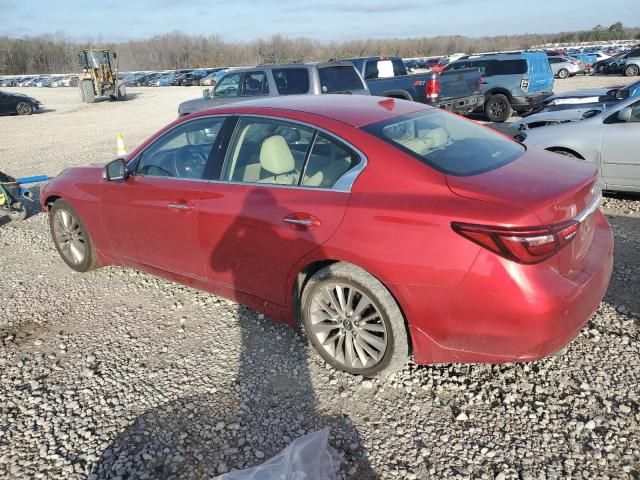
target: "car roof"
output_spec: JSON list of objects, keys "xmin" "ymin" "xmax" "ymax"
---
[{"xmin": 197, "ymin": 95, "xmax": 427, "ymax": 128}]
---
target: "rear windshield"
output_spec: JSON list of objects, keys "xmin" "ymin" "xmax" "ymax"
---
[
  {"xmin": 364, "ymin": 110, "xmax": 525, "ymax": 176},
  {"xmin": 273, "ymin": 68, "xmax": 310, "ymax": 95},
  {"xmin": 318, "ymin": 66, "xmax": 365, "ymax": 93}
]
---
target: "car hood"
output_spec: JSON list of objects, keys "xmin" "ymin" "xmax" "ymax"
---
[
  {"xmin": 549, "ymin": 87, "xmax": 620, "ymax": 100},
  {"xmin": 513, "ymin": 107, "xmax": 603, "ymax": 130},
  {"xmin": 9, "ymin": 92, "xmax": 37, "ymax": 102},
  {"xmin": 178, "ymin": 97, "xmax": 208, "ymax": 115},
  {"xmin": 446, "ymin": 147, "xmax": 597, "ymax": 224}
]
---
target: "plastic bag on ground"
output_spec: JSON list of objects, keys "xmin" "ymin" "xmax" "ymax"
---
[{"xmin": 216, "ymin": 428, "xmax": 341, "ymax": 480}]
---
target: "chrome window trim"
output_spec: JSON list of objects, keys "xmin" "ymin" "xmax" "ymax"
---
[
  {"xmin": 574, "ymin": 188, "xmax": 602, "ymax": 223},
  {"xmin": 130, "ymin": 113, "xmax": 368, "ymax": 193}
]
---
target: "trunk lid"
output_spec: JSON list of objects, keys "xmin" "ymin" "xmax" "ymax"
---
[
  {"xmin": 447, "ymin": 148, "xmax": 600, "ymax": 276},
  {"xmin": 438, "ymin": 68, "xmax": 482, "ymax": 100}
]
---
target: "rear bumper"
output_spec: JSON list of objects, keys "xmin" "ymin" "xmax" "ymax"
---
[
  {"xmin": 397, "ymin": 211, "xmax": 614, "ymax": 364},
  {"xmin": 435, "ymin": 94, "xmax": 484, "ymax": 114}
]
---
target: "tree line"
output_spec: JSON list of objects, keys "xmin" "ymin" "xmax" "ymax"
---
[{"xmin": 1, "ymin": 23, "xmax": 638, "ymax": 75}]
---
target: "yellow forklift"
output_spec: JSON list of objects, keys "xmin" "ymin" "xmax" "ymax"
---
[{"xmin": 78, "ymin": 49, "xmax": 126, "ymax": 103}]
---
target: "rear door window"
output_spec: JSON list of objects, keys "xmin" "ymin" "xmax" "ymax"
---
[
  {"xmin": 302, "ymin": 134, "xmax": 361, "ymax": 188},
  {"xmin": 319, "ymin": 66, "xmax": 366, "ymax": 93},
  {"xmin": 272, "ymin": 68, "xmax": 310, "ymax": 95},
  {"xmin": 494, "ymin": 59, "xmax": 527, "ymax": 75}
]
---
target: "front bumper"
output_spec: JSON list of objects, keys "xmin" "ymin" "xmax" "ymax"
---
[
  {"xmin": 511, "ymin": 92, "xmax": 553, "ymax": 111},
  {"xmin": 397, "ymin": 211, "xmax": 614, "ymax": 364}
]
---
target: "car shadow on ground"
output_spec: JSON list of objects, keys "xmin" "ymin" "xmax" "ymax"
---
[{"xmin": 90, "ymin": 304, "xmax": 376, "ymax": 479}]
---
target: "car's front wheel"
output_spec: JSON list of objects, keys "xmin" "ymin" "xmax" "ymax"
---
[
  {"xmin": 49, "ymin": 199, "xmax": 98, "ymax": 272},
  {"xmin": 16, "ymin": 102, "xmax": 33, "ymax": 115},
  {"xmin": 557, "ymin": 68, "xmax": 569, "ymax": 79},
  {"xmin": 301, "ymin": 263, "xmax": 409, "ymax": 377}
]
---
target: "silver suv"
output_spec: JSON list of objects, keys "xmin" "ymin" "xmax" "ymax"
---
[{"xmin": 178, "ymin": 61, "xmax": 369, "ymax": 116}]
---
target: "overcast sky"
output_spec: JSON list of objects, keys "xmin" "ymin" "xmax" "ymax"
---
[{"xmin": 2, "ymin": 0, "xmax": 639, "ymax": 42}]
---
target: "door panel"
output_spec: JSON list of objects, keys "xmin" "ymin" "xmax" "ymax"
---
[
  {"xmin": 100, "ymin": 177, "xmax": 205, "ymax": 277},
  {"xmin": 198, "ymin": 184, "xmax": 349, "ymax": 305},
  {"xmin": 601, "ymin": 106, "xmax": 640, "ymax": 187},
  {"xmin": 99, "ymin": 115, "xmax": 229, "ymax": 276}
]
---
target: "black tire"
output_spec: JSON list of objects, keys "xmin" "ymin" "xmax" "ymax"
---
[
  {"xmin": 484, "ymin": 94, "xmax": 512, "ymax": 123},
  {"xmin": 8, "ymin": 202, "xmax": 27, "ymax": 221},
  {"xmin": 82, "ymin": 80, "xmax": 95, "ymax": 103},
  {"xmin": 624, "ymin": 64, "xmax": 639, "ymax": 77},
  {"xmin": 300, "ymin": 262, "xmax": 409, "ymax": 377},
  {"xmin": 49, "ymin": 199, "xmax": 98, "ymax": 272},
  {"xmin": 118, "ymin": 83, "xmax": 126, "ymax": 100},
  {"xmin": 15, "ymin": 102, "xmax": 33, "ymax": 115},
  {"xmin": 557, "ymin": 68, "xmax": 569, "ymax": 79},
  {"xmin": 79, "ymin": 83, "xmax": 86, "ymax": 102}
]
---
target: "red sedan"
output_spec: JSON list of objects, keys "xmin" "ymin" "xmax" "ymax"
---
[{"xmin": 41, "ymin": 95, "xmax": 613, "ymax": 376}]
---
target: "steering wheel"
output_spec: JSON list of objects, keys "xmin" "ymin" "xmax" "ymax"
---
[{"xmin": 174, "ymin": 146, "xmax": 208, "ymax": 179}]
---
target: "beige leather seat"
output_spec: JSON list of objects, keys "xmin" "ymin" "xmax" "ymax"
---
[
  {"xmin": 398, "ymin": 127, "xmax": 449, "ymax": 155},
  {"xmin": 257, "ymin": 135, "xmax": 299, "ymax": 185}
]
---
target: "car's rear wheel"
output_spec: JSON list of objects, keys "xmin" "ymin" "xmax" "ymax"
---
[
  {"xmin": 624, "ymin": 64, "xmax": 639, "ymax": 77},
  {"xmin": 484, "ymin": 94, "xmax": 512, "ymax": 123},
  {"xmin": 82, "ymin": 80, "xmax": 95, "ymax": 103},
  {"xmin": 49, "ymin": 199, "xmax": 98, "ymax": 272},
  {"xmin": 301, "ymin": 263, "xmax": 409, "ymax": 377},
  {"xmin": 16, "ymin": 102, "xmax": 33, "ymax": 115},
  {"xmin": 557, "ymin": 68, "xmax": 569, "ymax": 79}
]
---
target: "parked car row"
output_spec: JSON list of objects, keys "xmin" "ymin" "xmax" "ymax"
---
[
  {"xmin": 179, "ymin": 53, "xmax": 553, "ymax": 123},
  {"xmin": 121, "ymin": 68, "xmax": 228, "ymax": 87},
  {"xmin": 0, "ymin": 75, "xmax": 78, "ymax": 88}
]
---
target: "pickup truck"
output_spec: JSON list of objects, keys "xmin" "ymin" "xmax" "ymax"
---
[
  {"xmin": 178, "ymin": 61, "xmax": 369, "ymax": 116},
  {"xmin": 342, "ymin": 56, "xmax": 484, "ymax": 115}
]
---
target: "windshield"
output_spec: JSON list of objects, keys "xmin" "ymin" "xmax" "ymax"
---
[
  {"xmin": 364, "ymin": 110, "xmax": 525, "ymax": 176},
  {"xmin": 319, "ymin": 66, "xmax": 365, "ymax": 93}
]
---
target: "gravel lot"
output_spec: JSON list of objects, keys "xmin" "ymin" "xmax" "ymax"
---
[{"xmin": 1, "ymin": 76, "xmax": 639, "ymax": 479}]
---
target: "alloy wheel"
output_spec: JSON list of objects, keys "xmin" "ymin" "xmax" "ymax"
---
[
  {"xmin": 52, "ymin": 209, "xmax": 86, "ymax": 265},
  {"xmin": 308, "ymin": 283, "xmax": 388, "ymax": 370},
  {"xmin": 16, "ymin": 102, "xmax": 32, "ymax": 115}
]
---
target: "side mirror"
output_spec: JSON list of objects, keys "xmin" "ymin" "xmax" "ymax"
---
[
  {"xmin": 615, "ymin": 89, "xmax": 629, "ymax": 100},
  {"xmin": 617, "ymin": 107, "xmax": 632, "ymax": 122},
  {"xmin": 104, "ymin": 158, "xmax": 128, "ymax": 181},
  {"xmin": 112, "ymin": 52, "xmax": 117, "ymax": 59},
  {"xmin": 202, "ymin": 88, "xmax": 211, "ymax": 100}
]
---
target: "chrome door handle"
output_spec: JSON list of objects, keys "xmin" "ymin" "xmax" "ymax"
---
[
  {"xmin": 283, "ymin": 218, "xmax": 313, "ymax": 226},
  {"xmin": 168, "ymin": 203, "xmax": 193, "ymax": 210}
]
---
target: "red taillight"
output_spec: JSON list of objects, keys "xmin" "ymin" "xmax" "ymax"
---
[
  {"xmin": 452, "ymin": 220, "xmax": 580, "ymax": 264},
  {"xmin": 426, "ymin": 77, "xmax": 439, "ymax": 99},
  {"xmin": 477, "ymin": 74, "xmax": 483, "ymax": 93}
]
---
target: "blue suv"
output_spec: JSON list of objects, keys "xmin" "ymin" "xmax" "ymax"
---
[{"xmin": 445, "ymin": 51, "xmax": 554, "ymax": 122}]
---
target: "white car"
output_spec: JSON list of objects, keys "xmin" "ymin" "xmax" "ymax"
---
[{"xmin": 518, "ymin": 95, "xmax": 640, "ymax": 192}]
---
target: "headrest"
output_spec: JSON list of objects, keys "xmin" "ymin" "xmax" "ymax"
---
[{"xmin": 260, "ymin": 136, "xmax": 295, "ymax": 175}]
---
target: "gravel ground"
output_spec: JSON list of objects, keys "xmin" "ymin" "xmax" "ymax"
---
[{"xmin": 1, "ymin": 76, "xmax": 639, "ymax": 479}]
